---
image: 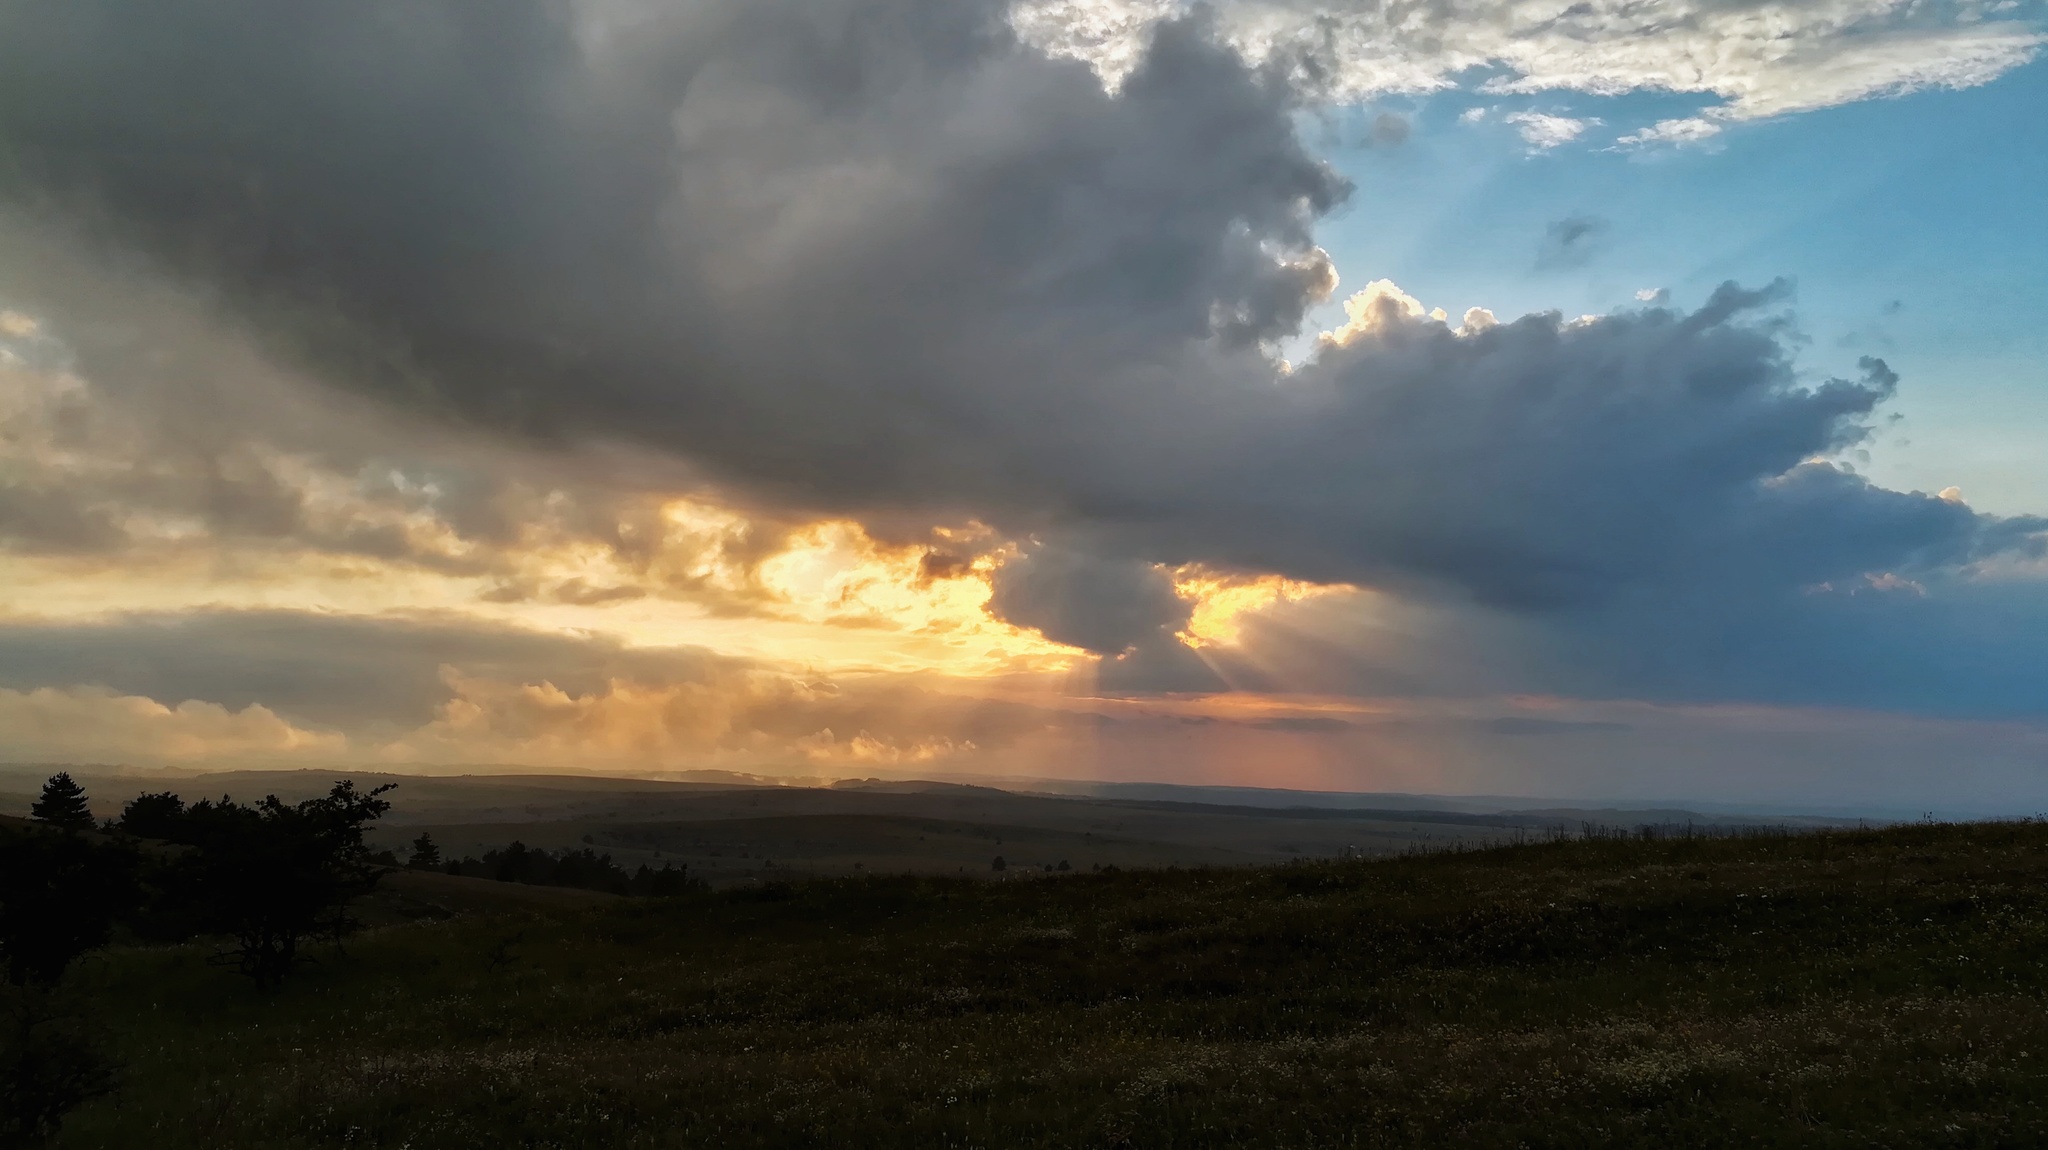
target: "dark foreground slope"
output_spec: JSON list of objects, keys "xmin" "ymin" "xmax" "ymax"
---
[{"xmin": 53, "ymin": 821, "xmax": 2048, "ymax": 1148}]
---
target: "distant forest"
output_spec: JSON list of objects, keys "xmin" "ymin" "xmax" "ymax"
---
[{"xmin": 429, "ymin": 837, "xmax": 700, "ymax": 897}]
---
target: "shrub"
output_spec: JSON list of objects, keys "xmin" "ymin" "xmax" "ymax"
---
[{"xmin": 0, "ymin": 825, "xmax": 138, "ymax": 987}]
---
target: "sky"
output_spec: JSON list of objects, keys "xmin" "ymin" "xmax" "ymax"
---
[{"xmin": 0, "ymin": 0, "xmax": 2044, "ymax": 812}]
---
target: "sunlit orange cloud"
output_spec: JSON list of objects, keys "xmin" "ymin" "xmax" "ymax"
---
[
  {"xmin": 5, "ymin": 322, "xmax": 1369, "ymax": 689},
  {"xmin": 0, "ymin": 500, "xmax": 1082, "ymax": 678},
  {"xmin": 0, "ymin": 684, "xmax": 347, "ymax": 763},
  {"xmin": 0, "ymin": 464, "xmax": 1392, "ymax": 692},
  {"xmin": 1172, "ymin": 566, "xmax": 1350, "ymax": 648}
]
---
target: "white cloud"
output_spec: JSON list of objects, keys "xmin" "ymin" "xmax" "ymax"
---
[
  {"xmin": 1617, "ymin": 117, "xmax": 1724, "ymax": 147},
  {"xmin": 1635, "ymin": 288, "xmax": 1670, "ymax": 304},
  {"xmin": 1459, "ymin": 306, "xmax": 1498, "ymax": 333},
  {"xmin": 1505, "ymin": 111, "xmax": 1597, "ymax": 149},
  {"xmin": 1014, "ymin": 0, "xmax": 2043, "ymax": 126},
  {"xmin": 1316, "ymin": 279, "xmax": 1432, "ymax": 347},
  {"xmin": 0, "ymin": 685, "xmax": 344, "ymax": 762}
]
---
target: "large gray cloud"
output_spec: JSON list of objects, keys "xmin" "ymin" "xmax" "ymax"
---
[
  {"xmin": 0, "ymin": 0, "xmax": 1340, "ymax": 507},
  {"xmin": 986, "ymin": 540, "xmax": 1224, "ymax": 688},
  {"xmin": 987, "ymin": 544, "xmax": 1190, "ymax": 655},
  {"xmin": 0, "ymin": 0, "xmax": 2042, "ymax": 712}
]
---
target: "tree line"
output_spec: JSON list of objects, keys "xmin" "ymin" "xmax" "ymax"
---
[
  {"xmin": 4, "ymin": 771, "xmax": 395, "ymax": 991},
  {"xmin": 420, "ymin": 835, "xmax": 700, "ymax": 897},
  {"xmin": 2, "ymin": 772, "xmax": 395, "ymax": 1146}
]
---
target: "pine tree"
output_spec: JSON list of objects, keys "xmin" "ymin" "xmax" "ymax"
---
[
  {"xmin": 406, "ymin": 832, "xmax": 441, "ymax": 870},
  {"xmin": 29, "ymin": 774, "xmax": 93, "ymax": 831}
]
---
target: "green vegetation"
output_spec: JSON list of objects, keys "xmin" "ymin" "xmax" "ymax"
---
[{"xmin": 29, "ymin": 817, "xmax": 2048, "ymax": 1147}]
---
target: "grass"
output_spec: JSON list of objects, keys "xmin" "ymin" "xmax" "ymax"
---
[{"xmin": 48, "ymin": 819, "xmax": 2048, "ymax": 1147}]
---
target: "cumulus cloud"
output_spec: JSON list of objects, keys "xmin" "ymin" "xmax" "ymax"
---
[
  {"xmin": 984, "ymin": 542, "xmax": 1225, "ymax": 689},
  {"xmin": 0, "ymin": 685, "xmax": 343, "ymax": 763},
  {"xmin": 987, "ymin": 544, "xmax": 1191, "ymax": 656},
  {"xmin": 1617, "ymin": 117, "xmax": 1724, "ymax": 148},
  {"xmin": 1506, "ymin": 111, "xmax": 1598, "ymax": 150}
]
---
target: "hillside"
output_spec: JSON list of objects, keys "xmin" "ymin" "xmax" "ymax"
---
[
  {"xmin": 4, "ymin": 767, "xmax": 1858, "ymax": 887},
  {"xmin": 42, "ymin": 818, "xmax": 2048, "ymax": 1147}
]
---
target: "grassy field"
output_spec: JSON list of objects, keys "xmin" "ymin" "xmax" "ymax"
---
[{"xmin": 45, "ymin": 819, "xmax": 2048, "ymax": 1147}]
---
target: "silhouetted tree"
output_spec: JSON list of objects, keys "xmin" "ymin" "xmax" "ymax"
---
[
  {"xmin": 28, "ymin": 775, "xmax": 92, "ymax": 831},
  {"xmin": 991, "ymin": 855, "xmax": 1006, "ymax": 872},
  {"xmin": 169, "ymin": 781, "xmax": 396, "ymax": 988},
  {"xmin": 406, "ymin": 832, "xmax": 441, "ymax": 870},
  {"xmin": 116, "ymin": 792, "xmax": 186, "ymax": 840},
  {"xmin": 0, "ymin": 825, "xmax": 134, "ymax": 1145},
  {"xmin": 629, "ymin": 862, "xmax": 702, "ymax": 897},
  {"xmin": 441, "ymin": 845, "xmax": 702, "ymax": 896},
  {"xmin": 488, "ymin": 841, "xmax": 537, "ymax": 884},
  {"xmin": 0, "ymin": 825, "xmax": 138, "ymax": 987}
]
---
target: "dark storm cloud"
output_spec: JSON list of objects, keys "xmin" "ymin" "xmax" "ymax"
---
[
  {"xmin": 0, "ymin": 0, "xmax": 2041, "ymax": 709},
  {"xmin": 0, "ymin": 0, "xmax": 1342, "ymax": 509},
  {"xmin": 1115, "ymin": 293, "xmax": 2036, "ymax": 613},
  {"xmin": 1217, "ymin": 563, "xmax": 2048, "ymax": 721},
  {"xmin": 1534, "ymin": 575, "xmax": 2048, "ymax": 720},
  {"xmin": 986, "ymin": 544, "xmax": 1191, "ymax": 655},
  {"xmin": 986, "ymin": 541, "xmax": 1225, "ymax": 689}
]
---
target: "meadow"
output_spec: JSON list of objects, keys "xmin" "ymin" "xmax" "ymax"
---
[{"xmin": 33, "ymin": 817, "xmax": 2048, "ymax": 1147}]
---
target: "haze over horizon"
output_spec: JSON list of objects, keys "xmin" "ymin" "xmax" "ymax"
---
[{"xmin": 1, "ymin": 0, "xmax": 2044, "ymax": 811}]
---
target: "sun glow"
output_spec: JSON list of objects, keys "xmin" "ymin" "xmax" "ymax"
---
[{"xmin": 1173, "ymin": 566, "xmax": 1349, "ymax": 647}]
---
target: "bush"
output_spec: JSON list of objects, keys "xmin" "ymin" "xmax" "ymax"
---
[
  {"xmin": 0, "ymin": 824, "xmax": 138, "ymax": 988},
  {"xmin": 0, "ymin": 986, "xmax": 114, "ymax": 1150},
  {"xmin": 114, "ymin": 792, "xmax": 187, "ymax": 841}
]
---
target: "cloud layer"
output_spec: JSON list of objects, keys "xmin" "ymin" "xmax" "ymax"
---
[
  {"xmin": 0, "ymin": 0, "xmax": 2042, "ymax": 795},
  {"xmin": 1017, "ymin": 0, "xmax": 2043, "ymax": 130},
  {"xmin": 2, "ymin": 2, "xmax": 2033, "ymax": 606}
]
